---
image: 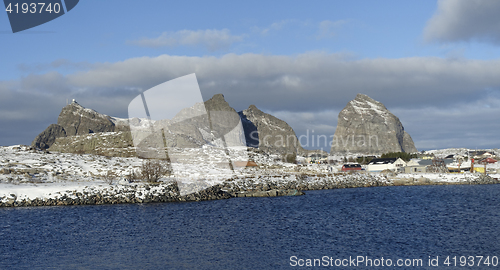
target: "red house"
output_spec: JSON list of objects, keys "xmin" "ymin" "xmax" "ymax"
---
[
  {"xmin": 479, "ymin": 157, "xmax": 498, "ymax": 164},
  {"xmin": 342, "ymin": 164, "xmax": 362, "ymax": 171}
]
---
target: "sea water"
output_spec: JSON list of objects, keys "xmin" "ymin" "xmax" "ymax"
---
[{"xmin": 1, "ymin": 184, "xmax": 499, "ymax": 269}]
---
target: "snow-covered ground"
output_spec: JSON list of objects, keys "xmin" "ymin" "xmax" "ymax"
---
[
  {"xmin": 425, "ymin": 148, "xmax": 498, "ymax": 158},
  {"xmin": 0, "ymin": 145, "xmax": 142, "ymax": 182},
  {"xmin": 0, "ymin": 145, "xmax": 294, "ymax": 202},
  {"xmin": 1, "ymin": 145, "xmax": 499, "ymax": 205},
  {"xmin": 0, "ymin": 145, "xmax": 142, "ymax": 203},
  {"xmin": 395, "ymin": 172, "xmax": 500, "ymax": 183}
]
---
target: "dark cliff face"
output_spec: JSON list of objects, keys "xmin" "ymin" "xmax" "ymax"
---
[
  {"xmin": 330, "ymin": 93, "xmax": 417, "ymax": 155},
  {"xmin": 31, "ymin": 124, "xmax": 67, "ymax": 149},
  {"xmin": 240, "ymin": 105, "xmax": 304, "ymax": 155}
]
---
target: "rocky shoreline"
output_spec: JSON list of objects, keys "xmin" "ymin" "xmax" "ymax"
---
[{"xmin": 0, "ymin": 173, "xmax": 498, "ymax": 208}]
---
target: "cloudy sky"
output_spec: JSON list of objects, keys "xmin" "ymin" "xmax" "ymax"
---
[{"xmin": 1, "ymin": 0, "xmax": 500, "ymax": 151}]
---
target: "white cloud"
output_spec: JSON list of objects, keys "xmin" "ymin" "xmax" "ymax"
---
[
  {"xmin": 317, "ymin": 20, "xmax": 347, "ymax": 39},
  {"xmin": 129, "ymin": 29, "xmax": 244, "ymax": 51},
  {"xmin": 392, "ymin": 96, "xmax": 500, "ymax": 149},
  {"xmin": 424, "ymin": 0, "xmax": 500, "ymax": 45},
  {"xmin": 66, "ymin": 53, "xmax": 500, "ymax": 112},
  {"xmin": 256, "ymin": 20, "xmax": 294, "ymax": 35},
  {"xmin": 2, "ymin": 52, "xmax": 500, "ymax": 149}
]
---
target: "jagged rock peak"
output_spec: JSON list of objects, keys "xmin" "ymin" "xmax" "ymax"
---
[
  {"xmin": 330, "ymin": 93, "xmax": 417, "ymax": 155},
  {"xmin": 242, "ymin": 105, "xmax": 277, "ymax": 123},
  {"xmin": 204, "ymin": 93, "xmax": 234, "ymax": 112},
  {"xmin": 244, "ymin": 105, "xmax": 267, "ymax": 118},
  {"xmin": 32, "ymin": 101, "xmax": 117, "ymax": 149},
  {"xmin": 209, "ymin": 93, "xmax": 225, "ymax": 102},
  {"xmin": 57, "ymin": 101, "xmax": 115, "ymax": 137},
  {"xmin": 61, "ymin": 101, "xmax": 107, "ymax": 117},
  {"xmin": 203, "ymin": 93, "xmax": 242, "ymax": 141},
  {"xmin": 33, "ymin": 94, "xmax": 306, "ymax": 157},
  {"xmin": 240, "ymin": 104, "xmax": 305, "ymax": 155},
  {"xmin": 355, "ymin": 93, "xmax": 376, "ymax": 101},
  {"xmin": 348, "ymin": 93, "xmax": 389, "ymax": 115}
]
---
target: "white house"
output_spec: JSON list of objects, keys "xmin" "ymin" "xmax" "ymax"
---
[
  {"xmin": 406, "ymin": 159, "xmax": 420, "ymax": 166},
  {"xmin": 367, "ymin": 158, "xmax": 406, "ymax": 172},
  {"xmin": 483, "ymin": 152, "xmax": 494, "ymax": 158}
]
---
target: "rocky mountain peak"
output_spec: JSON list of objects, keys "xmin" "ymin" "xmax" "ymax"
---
[
  {"xmin": 330, "ymin": 93, "xmax": 417, "ymax": 155},
  {"xmin": 33, "ymin": 94, "xmax": 307, "ymax": 157},
  {"xmin": 32, "ymin": 101, "xmax": 117, "ymax": 149},
  {"xmin": 208, "ymin": 93, "xmax": 225, "ymax": 102},
  {"xmin": 248, "ymin": 104, "xmax": 259, "ymax": 110},
  {"xmin": 204, "ymin": 93, "xmax": 233, "ymax": 112},
  {"xmin": 354, "ymin": 93, "xmax": 375, "ymax": 101},
  {"xmin": 57, "ymin": 102, "xmax": 115, "ymax": 136},
  {"xmin": 244, "ymin": 105, "xmax": 267, "ymax": 119},
  {"xmin": 203, "ymin": 93, "xmax": 242, "ymax": 139},
  {"xmin": 240, "ymin": 105, "xmax": 304, "ymax": 155},
  {"xmin": 347, "ymin": 93, "xmax": 389, "ymax": 117}
]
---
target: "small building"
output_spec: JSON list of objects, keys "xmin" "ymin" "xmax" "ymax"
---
[
  {"xmin": 233, "ymin": 161, "xmax": 259, "ymax": 167},
  {"xmin": 341, "ymin": 163, "xmax": 362, "ymax": 171},
  {"xmin": 306, "ymin": 153, "xmax": 328, "ymax": 164},
  {"xmin": 394, "ymin": 158, "xmax": 407, "ymax": 167},
  {"xmin": 473, "ymin": 167, "xmax": 485, "ymax": 173},
  {"xmin": 482, "ymin": 152, "xmax": 494, "ymax": 158},
  {"xmin": 367, "ymin": 158, "xmax": 406, "ymax": 172},
  {"xmin": 404, "ymin": 165, "xmax": 427, "ymax": 173},
  {"xmin": 471, "ymin": 151, "xmax": 494, "ymax": 159}
]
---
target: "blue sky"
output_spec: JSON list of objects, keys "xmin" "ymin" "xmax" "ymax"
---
[{"xmin": 1, "ymin": 0, "xmax": 500, "ymax": 151}]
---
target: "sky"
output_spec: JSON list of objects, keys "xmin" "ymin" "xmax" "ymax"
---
[{"xmin": 1, "ymin": 0, "xmax": 500, "ymax": 151}]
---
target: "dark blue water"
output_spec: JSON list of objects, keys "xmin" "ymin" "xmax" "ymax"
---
[{"xmin": 1, "ymin": 185, "xmax": 499, "ymax": 269}]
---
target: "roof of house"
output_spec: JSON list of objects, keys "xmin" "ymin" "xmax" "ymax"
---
[
  {"xmin": 368, "ymin": 158, "xmax": 397, "ymax": 165},
  {"xmin": 479, "ymin": 157, "xmax": 498, "ymax": 164},
  {"xmin": 310, "ymin": 154, "xmax": 327, "ymax": 158},
  {"xmin": 342, "ymin": 163, "xmax": 361, "ymax": 168}
]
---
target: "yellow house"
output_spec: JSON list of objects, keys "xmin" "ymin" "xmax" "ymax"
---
[{"xmin": 473, "ymin": 167, "xmax": 485, "ymax": 173}]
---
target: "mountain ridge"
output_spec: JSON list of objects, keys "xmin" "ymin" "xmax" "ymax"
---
[
  {"xmin": 32, "ymin": 95, "xmax": 306, "ymax": 157},
  {"xmin": 32, "ymin": 93, "xmax": 417, "ymax": 157}
]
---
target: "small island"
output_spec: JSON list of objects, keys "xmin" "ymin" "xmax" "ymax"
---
[{"xmin": 1, "ymin": 94, "xmax": 499, "ymax": 207}]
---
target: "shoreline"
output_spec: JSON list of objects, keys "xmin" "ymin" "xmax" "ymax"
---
[{"xmin": 1, "ymin": 173, "xmax": 498, "ymax": 208}]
